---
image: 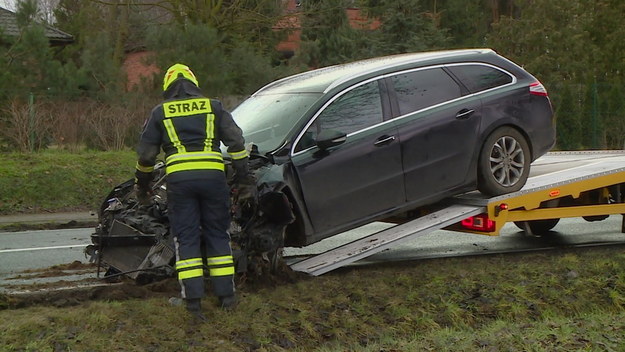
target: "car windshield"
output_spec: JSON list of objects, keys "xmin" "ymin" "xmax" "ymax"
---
[{"xmin": 231, "ymin": 93, "xmax": 321, "ymax": 154}]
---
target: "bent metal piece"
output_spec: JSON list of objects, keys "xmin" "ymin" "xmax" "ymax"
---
[{"xmin": 289, "ymin": 204, "xmax": 485, "ymax": 276}]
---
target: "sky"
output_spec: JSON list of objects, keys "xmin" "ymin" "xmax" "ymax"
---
[
  {"xmin": 0, "ymin": 0, "xmax": 16, "ymax": 11},
  {"xmin": 0, "ymin": 1, "xmax": 57, "ymax": 12},
  {"xmin": 1, "ymin": 0, "xmax": 60, "ymax": 24}
]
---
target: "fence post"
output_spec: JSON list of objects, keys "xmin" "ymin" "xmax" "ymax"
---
[
  {"xmin": 28, "ymin": 92, "xmax": 35, "ymax": 152},
  {"xmin": 591, "ymin": 82, "xmax": 599, "ymax": 149}
]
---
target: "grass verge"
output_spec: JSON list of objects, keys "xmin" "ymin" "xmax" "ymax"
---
[
  {"xmin": 2, "ymin": 246, "xmax": 625, "ymax": 351},
  {"xmin": 0, "ymin": 150, "xmax": 136, "ymax": 214}
]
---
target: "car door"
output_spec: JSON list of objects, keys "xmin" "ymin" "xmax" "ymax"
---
[
  {"xmin": 387, "ymin": 67, "xmax": 482, "ymax": 203},
  {"xmin": 291, "ymin": 79, "xmax": 404, "ymax": 235}
]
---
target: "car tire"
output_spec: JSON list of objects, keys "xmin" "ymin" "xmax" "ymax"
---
[
  {"xmin": 514, "ymin": 219, "xmax": 560, "ymax": 236},
  {"xmin": 477, "ymin": 127, "xmax": 531, "ymax": 196}
]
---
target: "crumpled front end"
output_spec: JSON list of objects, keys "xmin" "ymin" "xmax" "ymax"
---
[
  {"xmin": 87, "ymin": 152, "xmax": 295, "ymax": 283},
  {"xmin": 229, "ymin": 154, "xmax": 296, "ymax": 275},
  {"xmin": 86, "ymin": 166, "xmax": 175, "ymax": 284}
]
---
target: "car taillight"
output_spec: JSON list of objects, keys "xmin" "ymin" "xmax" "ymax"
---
[
  {"xmin": 529, "ymin": 81, "xmax": 548, "ymax": 96},
  {"xmin": 460, "ymin": 214, "xmax": 496, "ymax": 232}
]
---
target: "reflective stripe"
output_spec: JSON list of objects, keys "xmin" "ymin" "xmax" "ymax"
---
[
  {"xmin": 166, "ymin": 161, "xmax": 224, "ymax": 174},
  {"xmin": 163, "ymin": 119, "xmax": 185, "ymax": 153},
  {"xmin": 176, "ymin": 258, "xmax": 203, "ymax": 270},
  {"xmin": 229, "ymin": 149, "xmax": 249, "ymax": 160},
  {"xmin": 166, "ymin": 151, "xmax": 223, "ymax": 164},
  {"xmin": 204, "ymin": 114, "xmax": 214, "ymax": 151},
  {"xmin": 178, "ymin": 268, "xmax": 204, "ymax": 280},
  {"xmin": 135, "ymin": 162, "xmax": 154, "ymax": 173},
  {"xmin": 209, "ymin": 266, "xmax": 235, "ymax": 277},
  {"xmin": 206, "ymin": 255, "xmax": 234, "ymax": 266},
  {"xmin": 165, "ymin": 151, "xmax": 225, "ymax": 174}
]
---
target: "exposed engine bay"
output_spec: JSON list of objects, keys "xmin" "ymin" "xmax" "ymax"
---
[{"xmin": 85, "ymin": 152, "xmax": 295, "ymax": 284}]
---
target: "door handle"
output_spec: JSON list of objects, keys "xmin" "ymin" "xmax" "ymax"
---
[
  {"xmin": 374, "ymin": 135, "xmax": 396, "ymax": 146},
  {"xmin": 456, "ymin": 108, "xmax": 475, "ymax": 119}
]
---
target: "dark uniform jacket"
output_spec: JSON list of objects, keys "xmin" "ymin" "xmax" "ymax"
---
[{"xmin": 135, "ymin": 79, "xmax": 248, "ymax": 186}]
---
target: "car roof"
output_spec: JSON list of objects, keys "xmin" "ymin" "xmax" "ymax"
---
[{"xmin": 255, "ymin": 48, "xmax": 498, "ymax": 95}]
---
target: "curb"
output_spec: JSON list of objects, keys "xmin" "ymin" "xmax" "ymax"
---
[{"xmin": 0, "ymin": 212, "xmax": 98, "ymax": 231}]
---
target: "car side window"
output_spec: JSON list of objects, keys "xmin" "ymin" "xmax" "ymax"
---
[
  {"xmin": 447, "ymin": 64, "xmax": 513, "ymax": 93},
  {"xmin": 390, "ymin": 68, "xmax": 462, "ymax": 116},
  {"xmin": 296, "ymin": 80, "xmax": 383, "ymax": 151}
]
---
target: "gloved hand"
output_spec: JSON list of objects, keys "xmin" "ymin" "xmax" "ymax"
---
[
  {"xmin": 234, "ymin": 175, "xmax": 257, "ymax": 203},
  {"xmin": 135, "ymin": 184, "xmax": 153, "ymax": 206},
  {"xmin": 236, "ymin": 183, "xmax": 257, "ymax": 202}
]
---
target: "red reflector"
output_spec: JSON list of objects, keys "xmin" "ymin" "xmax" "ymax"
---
[
  {"xmin": 549, "ymin": 190, "xmax": 560, "ymax": 197},
  {"xmin": 529, "ymin": 82, "xmax": 548, "ymax": 96},
  {"xmin": 461, "ymin": 214, "xmax": 496, "ymax": 232}
]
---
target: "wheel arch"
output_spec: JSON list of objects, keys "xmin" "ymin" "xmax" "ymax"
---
[{"xmin": 276, "ymin": 185, "xmax": 307, "ymax": 247}]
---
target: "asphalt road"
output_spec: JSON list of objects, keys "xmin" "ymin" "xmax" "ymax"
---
[
  {"xmin": 0, "ymin": 228, "xmax": 94, "ymax": 292},
  {"xmin": 2, "ymin": 215, "xmax": 624, "ymax": 281},
  {"xmin": 0, "ymin": 228, "xmax": 92, "ymax": 276}
]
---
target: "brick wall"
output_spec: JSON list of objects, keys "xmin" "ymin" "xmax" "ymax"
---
[{"xmin": 123, "ymin": 51, "xmax": 160, "ymax": 91}]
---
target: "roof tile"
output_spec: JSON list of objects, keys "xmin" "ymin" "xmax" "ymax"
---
[{"xmin": 0, "ymin": 6, "xmax": 73, "ymax": 43}]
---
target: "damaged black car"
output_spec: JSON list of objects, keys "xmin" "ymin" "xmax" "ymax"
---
[{"xmin": 88, "ymin": 49, "xmax": 555, "ymax": 281}]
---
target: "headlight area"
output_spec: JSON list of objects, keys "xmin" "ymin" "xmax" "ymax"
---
[{"xmin": 230, "ymin": 185, "xmax": 296, "ymax": 275}]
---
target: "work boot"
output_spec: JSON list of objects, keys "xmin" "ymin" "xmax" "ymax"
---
[
  {"xmin": 219, "ymin": 295, "xmax": 237, "ymax": 310},
  {"xmin": 185, "ymin": 298, "xmax": 208, "ymax": 323}
]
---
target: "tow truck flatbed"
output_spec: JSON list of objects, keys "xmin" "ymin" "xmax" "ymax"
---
[{"xmin": 290, "ymin": 151, "xmax": 625, "ymax": 276}]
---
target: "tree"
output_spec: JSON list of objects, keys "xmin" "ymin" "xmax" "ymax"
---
[
  {"xmin": 369, "ymin": 0, "xmax": 450, "ymax": 54},
  {"xmin": 87, "ymin": 0, "xmax": 286, "ymax": 56},
  {"xmin": 294, "ymin": 0, "xmax": 449, "ymax": 68},
  {"xmin": 487, "ymin": 0, "xmax": 625, "ymax": 149},
  {"xmin": 54, "ymin": 0, "xmax": 139, "ymax": 100},
  {"xmin": 145, "ymin": 22, "xmax": 291, "ymax": 97},
  {"xmin": 2, "ymin": 0, "xmax": 63, "ymax": 97},
  {"xmin": 293, "ymin": 0, "xmax": 366, "ymax": 67},
  {"xmin": 434, "ymin": 0, "xmax": 492, "ymax": 47},
  {"xmin": 553, "ymin": 83, "xmax": 582, "ymax": 150}
]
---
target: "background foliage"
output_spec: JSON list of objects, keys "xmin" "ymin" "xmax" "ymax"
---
[{"xmin": 1, "ymin": 0, "xmax": 625, "ymax": 152}]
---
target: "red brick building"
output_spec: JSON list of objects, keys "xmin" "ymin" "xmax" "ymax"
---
[{"xmin": 275, "ymin": 0, "xmax": 380, "ymax": 58}]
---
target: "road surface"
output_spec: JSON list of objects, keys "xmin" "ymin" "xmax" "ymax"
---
[{"xmin": 2, "ymin": 215, "xmax": 625, "ymax": 293}]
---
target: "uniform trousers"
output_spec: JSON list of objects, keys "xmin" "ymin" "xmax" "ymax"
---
[{"xmin": 167, "ymin": 174, "xmax": 234, "ymax": 299}]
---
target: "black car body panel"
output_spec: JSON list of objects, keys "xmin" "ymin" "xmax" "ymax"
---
[{"xmin": 233, "ymin": 49, "xmax": 555, "ymax": 247}]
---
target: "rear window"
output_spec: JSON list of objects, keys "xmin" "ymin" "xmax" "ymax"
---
[
  {"xmin": 447, "ymin": 64, "xmax": 513, "ymax": 93},
  {"xmin": 390, "ymin": 68, "xmax": 462, "ymax": 116}
]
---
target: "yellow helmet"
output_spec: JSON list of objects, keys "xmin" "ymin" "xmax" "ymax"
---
[{"xmin": 162, "ymin": 63, "xmax": 199, "ymax": 91}]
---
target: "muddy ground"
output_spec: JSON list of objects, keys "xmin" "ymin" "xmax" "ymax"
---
[{"xmin": 0, "ymin": 260, "xmax": 308, "ymax": 310}]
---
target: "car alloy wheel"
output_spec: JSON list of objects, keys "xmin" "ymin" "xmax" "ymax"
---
[{"xmin": 478, "ymin": 127, "xmax": 530, "ymax": 196}]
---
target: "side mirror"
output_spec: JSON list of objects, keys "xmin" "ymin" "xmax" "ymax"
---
[{"xmin": 316, "ymin": 129, "xmax": 347, "ymax": 150}]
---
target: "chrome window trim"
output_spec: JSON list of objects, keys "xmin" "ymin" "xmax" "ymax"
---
[
  {"xmin": 290, "ymin": 62, "xmax": 517, "ymax": 157},
  {"xmin": 322, "ymin": 49, "xmax": 493, "ymax": 94}
]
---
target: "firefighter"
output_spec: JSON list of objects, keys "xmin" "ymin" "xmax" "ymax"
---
[{"xmin": 134, "ymin": 63, "xmax": 252, "ymax": 322}]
